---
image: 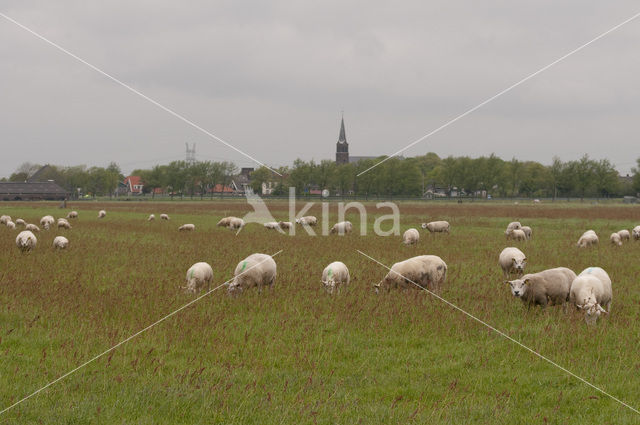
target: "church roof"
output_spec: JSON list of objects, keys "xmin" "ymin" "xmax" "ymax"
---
[{"xmin": 338, "ymin": 116, "xmax": 347, "ymax": 144}]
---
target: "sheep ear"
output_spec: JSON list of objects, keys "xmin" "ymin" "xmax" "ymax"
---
[
  {"xmin": 522, "ymin": 258, "xmax": 527, "ymax": 262},
  {"xmin": 503, "ymin": 280, "xmax": 510, "ymax": 285},
  {"xmin": 523, "ymin": 279, "xmax": 530, "ymax": 285},
  {"xmin": 511, "ymin": 258, "xmax": 516, "ymax": 263}
]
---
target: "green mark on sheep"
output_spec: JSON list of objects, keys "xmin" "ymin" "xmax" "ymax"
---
[
  {"xmin": 327, "ymin": 268, "xmax": 333, "ymax": 278},
  {"xmin": 241, "ymin": 261, "xmax": 247, "ymax": 272},
  {"xmin": 190, "ymin": 269, "xmax": 194, "ymax": 279}
]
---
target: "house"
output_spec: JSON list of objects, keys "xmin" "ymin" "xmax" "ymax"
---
[
  {"xmin": 123, "ymin": 176, "xmax": 144, "ymax": 195},
  {"xmin": 0, "ymin": 181, "xmax": 68, "ymax": 201}
]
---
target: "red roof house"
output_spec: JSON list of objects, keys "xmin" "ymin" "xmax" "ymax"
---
[{"xmin": 123, "ymin": 176, "xmax": 144, "ymax": 195}]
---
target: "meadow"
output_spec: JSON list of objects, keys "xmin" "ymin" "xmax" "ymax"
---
[{"xmin": 0, "ymin": 200, "xmax": 639, "ymax": 424}]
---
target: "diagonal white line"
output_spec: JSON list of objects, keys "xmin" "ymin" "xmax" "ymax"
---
[
  {"xmin": 357, "ymin": 10, "xmax": 640, "ymax": 177},
  {"xmin": 0, "ymin": 250, "xmax": 283, "ymax": 416},
  {"xmin": 357, "ymin": 249, "xmax": 640, "ymax": 415},
  {"xmin": 0, "ymin": 12, "xmax": 282, "ymax": 176}
]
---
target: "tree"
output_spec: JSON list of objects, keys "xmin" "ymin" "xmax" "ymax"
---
[
  {"xmin": 632, "ymin": 158, "xmax": 640, "ymax": 195},
  {"xmin": 250, "ymin": 167, "xmax": 273, "ymax": 194},
  {"xmin": 592, "ymin": 159, "xmax": 619, "ymax": 198},
  {"xmin": 573, "ymin": 154, "xmax": 596, "ymax": 200},
  {"xmin": 9, "ymin": 162, "xmax": 42, "ymax": 181}
]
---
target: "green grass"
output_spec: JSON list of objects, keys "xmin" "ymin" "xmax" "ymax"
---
[{"xmin": 0, "ymin": 201, "xmax": 639, "ymax": 424}]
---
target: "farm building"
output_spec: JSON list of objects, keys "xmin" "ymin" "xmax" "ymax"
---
[{"xmin": 0, "ymin": 181, "xmax": 69, "ymax": 201}]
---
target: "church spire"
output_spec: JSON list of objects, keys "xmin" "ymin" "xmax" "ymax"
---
[
  {"xmin": 335, "ymin": 112, "xmax": 349, "ymax": 165},
  {"xmin": 338, "ymin": 113, "xmax": 347, "ymax": 143}
]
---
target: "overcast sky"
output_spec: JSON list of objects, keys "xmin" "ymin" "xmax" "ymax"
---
[{"xmin": 1, "ymin": 1, "xmax": 639, "ymax": 177}]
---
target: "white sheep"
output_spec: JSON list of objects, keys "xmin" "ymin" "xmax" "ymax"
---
[
  {"xmin": 185, "ymin": 262, "xmax": 214, "ymax": 294},
  {"xmin": 520, "ymin": 226, "xmax": 532, "ymax": 240},
  {"xmin": 160, "ymin": 214, "xmax": 170, "ymax": 220},
  {"xmin": 263, "ymin": 222, "xmax": 280, "ymax": 229},
  {"xmin": 0, "ymin": 215, "xmax": 11, "ymax": 225},
  {"xmin": 506, "ymin": 267, "xmax": 576, "ymax": 310},
  {"xmin": 505, "ymin": 221, "xmax": 521, "ymax": 235},
  {"xmin": 375, "ymin": 255, "xmax": 447, "ymax": 293},
  {"xmin": 506, "ymin": 229, "xmax": 526, "ymax": 241},
  {"xmin": 15, "ymin": 218, "xmax": 26, "ymax": 226},
  {"xmin": 617, "ymin": 229, "xmax": 630, "ymax": 241},
  {"xmin": 98, "ymin": 210, "xmax": 106, "ymax": 218},
  {"xmin": 67, "ymin": 211, "xmax": 78, "ymax": 219},
  {"xmin": 633, "ymin": 226, "xmax": 640, "ymax": 241},
  {"xmin": 57, "ymin": 218, "xmax": 72, "ymax": 229},
  {"xmin": 6, "ymin": 221, "xmax": 16, "ymax": 229},
  {"xmin": 330, "ymin": 221, "xmax": 353, "ymax": 234},
  {"xmin": 52, "ymin": 236, "xmax": 69, "ymax": 250},
  {"xmin": 40, "ymin": 215, "xmax": 54, "ymax": 228},
  {"xmin": 25, "ymin": 223, "xmax": 40, "ymax": 233},
  {"xmin": 610, "ymin": 232, "xmax": 622, "ymax": 247},
  {"xmin": 321, "ymin": 261, "xmax": 350, "ymax": 294},
  {"xmin": 228, "ymin": 253, "xmax": 277, "ymax": 294},
  {"xmin": 577, "ymin": 230, "xmax": 599, "ymax": 248},
  {"xmin": 498, "ymin": 247, "xmax": 527, "ymax": 279},
  {"xmin": 178, "ymin": 224, "xmax": 195, "ymax": 231},
  {"xmin": 421, "ymin": 221, "xmax": 450, "ymax": 233},
  {"xmin": 148, "ymin": 214, "xmax": 156, "ymax": 221},
  {"xmin": 296, "ymin": 216, "xmax": 318, "ymax": 226},
  {"xmin": 217, "ymin": 216, "xmax": 244, "ymax": 230},
  {"xmin": 16, "ymin": 230, "xmax": 37, "ymax": 252},
  {"xmin": 402, "ymin": 228, "xmax": 420, "ymax": 245},
  {"xmin": 570, "ymin": 267, "xmax": 612, "ymax": 324}
]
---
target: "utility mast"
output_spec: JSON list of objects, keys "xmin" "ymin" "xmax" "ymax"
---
[{"xmin": 185, "ymin": 143, "xmax": 196, "ymax": 164}]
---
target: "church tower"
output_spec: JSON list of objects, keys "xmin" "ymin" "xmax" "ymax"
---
[{"xmin": 335, "ymin": 115, "xmax": 349, "ymax": 165}]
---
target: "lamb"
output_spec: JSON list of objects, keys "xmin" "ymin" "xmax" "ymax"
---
[
  {"xmin": 25, "ymin": 224, "xmax": 40, "ymax": 233},
  {"xmin": 278, "ymin": 221, "xmax": 293, "ymax": 230},
  {"xmin": 57, "ymin": 218, "xmax": 72, "ymax": 229},
  {"xmin": 228, "ymin": 253, "xmax": 277, "ymax": 294},
  {"xmin": 296, "ymin": 216, "xmax": 318, "ymax": 226},
  {"xmin": 148, "ymin": 214, "xmax": 156, "ymax": 221},
  {"xmin": 506, "ymin": 229, "xmax": 526, "ymax": 241},
  {"xmin": 610, "ymin": 232, "xmax": 622, "ymax": 247},
  {"xmin": 521, "ymin": 226, "xmax": 532, "ymax": 240},
  {"xmin": 570, "ymin": 267, "xmax": 612, "ymax": 324},
  {"xmin": 66, "ymin": 211, "xmax": 78, "ymax": 219},
  {"xmin": 330, "ymin": 221, "xmax": 353, "ymax": 234},
  {"xmin": 184, "ymin": 262, "xmax": 214, "ymax": 294},
  {"xmin": 321, "ymin": 261, "xmax": 350, "ymax": 294},
  {"xmin": 15, "ymin": 218, "xmax": 26, "ymax": 226},
  {"xmin": 178, "ymin": 224, "xmax": 195, "ymax": 231},
  {"xmin": 52, "ymin": 236, "xmax": 69, "ymax": 250},
  {"xmin": 633, "ymin": 226, "xmax": 640, "ymax": 241},
  {"xmin": 617, "ymin": 229, "xmax": 630, "ymax": 241},
  {"xmin": 498, "ymin": 247, "xmax": 527, "ymax": 279},
  {"xmin": 402, "ymin": 228, "xmax": 420, "ymax": 245},
  {"xmin": 40, "ymin": 215, "xmax": 55, "ymax": 228},
  {"xmin": 0, "ymin": 215, "xmax": 11, "ymax": 225},
  {"xmin": 6, "ymin": 221, "xmax": 16, "ymax": 229},
  {"xmin": 577, "ymin": 230, "xmax": 599, "ymax": 248},
  {"xmin": 263, "ymin": 222, "xmax": 280, "ymax": 230},
  {"xmin": 160, "ymin": 214, "xmax": 170, "ymax": 220},
  {"xmin": 421, "ymin": 221, "xmax": 450, "ymax": 233},
  {"xmin": 504, "ymin": 221, "xmax": 521, "ymax": 237},
  {"xmin": 98, "ymin": 210, "xmax": 106, "ymax": 218},
  {"xmin": 374, "ymin": 255, "xmax": 447, "ymax": 293},
  {"xmin": 16, "ymin": 230, "xmax": 37, "ymax": 252},
  {"xmin": 506, "ymin": 267, "xmax": 576, "ymax": 309},
  {"xmin": 217, "ymin": 217, "xmax": 244, "ymax": 230}
]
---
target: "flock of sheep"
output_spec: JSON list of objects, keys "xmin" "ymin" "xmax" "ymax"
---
[{"xmin": 2, "ymin": 210, "xmax": 638, "ymax": 325}]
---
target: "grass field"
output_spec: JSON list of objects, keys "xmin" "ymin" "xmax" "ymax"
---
[{"xmin": 0, "ymin": 200, "xmax": 639, "ymax": 424}]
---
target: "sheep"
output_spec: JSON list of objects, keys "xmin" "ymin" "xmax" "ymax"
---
[
  {"xmin": 160, "ymin": 214, "xmax": 170, "ymax": 221},
  {"xmin": 633, "ymin": 226, "xmax": 640, "ymax": 241},
  {"xmin": 402, "ymin": 228, "xmax": 420, "ymax": 245},
  {"xmin": 610, "ymin": 232, "xmax": 622, "ymax": 247},
  {"xmin": 15, "ymin": 218, "xmax": 26, "ymax": 226},
  {"xmin": 330, "ymin": 221, "xmax": 353, "ymax": 234},
  {"xmin": 263, "ymin": 222, "xmax": 280, "ymax": 229},
  {"xmin": 40, "ymin": 215, "xmax": 54, "ymax": 228},
  {"xmin": 570, "ymin": 267, "xmax": 612, "ymax": 324},
  {"xmin": 506, "ymin": 229, "xmax": 526, "ymax": 241},
  {"xmin": 421, "ymin": 221, "xmax": 450, "ymax": 233},
  {"xmin": 617, "ymin": 229, "xmax": 630, "ymax": 241},
  {"xmin": 505, "ymin": 221, "xmax": 521, "ymax": 233},
  {"xmin": 178, "ymin": 224, "xmax": 195, "ymax": 231},
  {"xmin": 184, "ymin": 262, "xmax": 214, "ymax": 294},
  {"xmin": 148, "ymin": 214, "xmax": 156, "ymax": 221},
  {"xmin": 57, "ymin": 218, "xmax": 72, "ymax": 229},
  {"xmin": 227, "ymin": 253, "xmax": 277, "ymax": 295},
  {"xmin": 67, "ymin": 211, "xmax": 78, "ymax": 219},
  {"xmin": 296, "ymin": 216, "xmax": 318, "ymax": 226},
  {"xmin": 374, "ymin": 255, "xmax": 447, "ymax": 293},
  {"xmin": 521, "ymin": 226, "xmax": 532, "ymax": 240},
  {"xmin": 506, "ymin": 267, "xmax": 576, "ymax": 310},
  {"xmin": 217, "ymin": 217, "xmax": 232, "ymax": 227},
  {"xmin": 321, "ymin": 261, "xmax": 350, "ymax": 294},
  {"xmin": 25, "ymin": 224, "xmax": 40, "ymax": 233},
  {"xmin": 6, "ymin": 221, "xmax": 16, "ymax": 229},
  {"xmin": 278, "ymin": 221, "xmax": 293, "ymax": 230},
  {"xmin": 577, "ymin": 230, "xmax": 599, "ymax": 248},
  {"xmin": 217, "ymin": 216, "xmax": 244, "ymax": 230},
  {"xmin": 498, "ymin": 247, "xmax": 527, "ymax": 279},
  {"xmin": 0, "ymin": 215, "xmax": 11, "ymax": 225},
  {"xmin": 98, "ymin": 210, "xmax": 106, "ymax": 218},
  {"xmin": 16, "ymin": 230, "xmax": 37, "ymax": 252},
  {"xmin": 52, "ymin": 236, "xmax": 69, "ymax": 250}
]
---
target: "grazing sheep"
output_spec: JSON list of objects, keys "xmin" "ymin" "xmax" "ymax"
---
[
  {"xmin": 0, "ymin": 215, "xmax": 11, "ymax": 225},
  {"xmin": 520, "ymin": 226, "xmax": 532, "ymax": 240},
  {"xmin": 498, "ymin": 247, "xmax": 527, "ymax": 279},
  {"xmin": 228, "ymin": 253, "xmax": 277, "ymax": 294},
  {"xmin": 570, "ymin": 267, "xmax": 612, "ymax": 324},
  {"xmin": 633, "ymin": 226, "xmax": 640, "ymax": 241},
  {"xmin": 402, "ymin": 228, "xmax": 420, "ymax": 245},
  {"xmin": 185, "ymin": 262, "xmax": 214, "ymax": 294},
  {"xmin": 321, "ymin": 261, "xmax": 350, "ymax": 294},
  {"xmin": 16, "ymin": 230, "xmax": 37, "ymax": 252},
  {"xmin": 330, "ymin": 221, "xmax": 353, "ymax": 234},
  {"xmin": 506, "ymin": 221, "xmax": 522, "ymax": 232},
  {"xmin": 6, "ymin": 221, "xmax": 16, "ymax": 229},
  {"xmin": 25, "ymin": 224, "xmax": 40, "ymax": 233},
  {"xmin": 15, "ymin": 218, "xmax": 26, "ymax": 226},
  {"xmin": 506, "ymin": 229, "xmax": 526, "ymax": 241},
  {"xmin": 610, "ymin": 232, "xmax": 622, "ymax": 247},
  {"xmin": 278, "ymin": 221, "xmax": 293, "ymax": 230},
  {"xmin": 375, "ymin": 255, "xmax": 447, "ymax": 293},
  {"xmin": 67, "ymin": 211, "xmax": 78, "ymax": 219},
  {"xmin": 148, "ymin": 214, "xmax": 156, "ymax": 221},
  {"xmin": 217, "ymin": 216, "xmax": 244, "ymax": 230},
  {"xmin": 160, "ymin": 214, "xmax": 170, "ymax": 220},
  {"xmin": 178, "ymin": 224, "xmax": 195, "ymax": 231},
  {"xmin": 421, "ymin": 221, "xmax": 450, "ymax": 233},
  {"xmin": 98, "ymin": 210, "xmax": 106, "ymax": 218},
  {"xmin": 296, "ymin": 216, "xmax": 318, "ymax": 226},
  {"xmin": 577, "ymin": 230, "xmax": 599, "ymax": 248},
  {"xmin": 506, "ymin": 267, "xmax": 576, "ymax": 309},
  {"xmin": 40, "ymin": 215, "xmax": 55, "ymax": 228},
  {"xmin": 52, "ymin": 236, "xmax": 69, "ymax": 250},
  {"xmin": 216, "ymin": 217, "xmax": 231, "ymax": 227},
  {"xmin": 264, "ymin": 222, "xmax": 280, "ymax": 229},
  {"xmin": 57, "ymin": 218, "xmax": 72, "ymax": 229},
  {"xmin": 617, "ymin": 229, "xmax": 630, "ymax": 241}
]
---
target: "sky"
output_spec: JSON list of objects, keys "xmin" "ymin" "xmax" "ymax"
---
[{"xmin": 1, "ymin": 1, "xmax": 639, "ymax": 178}]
